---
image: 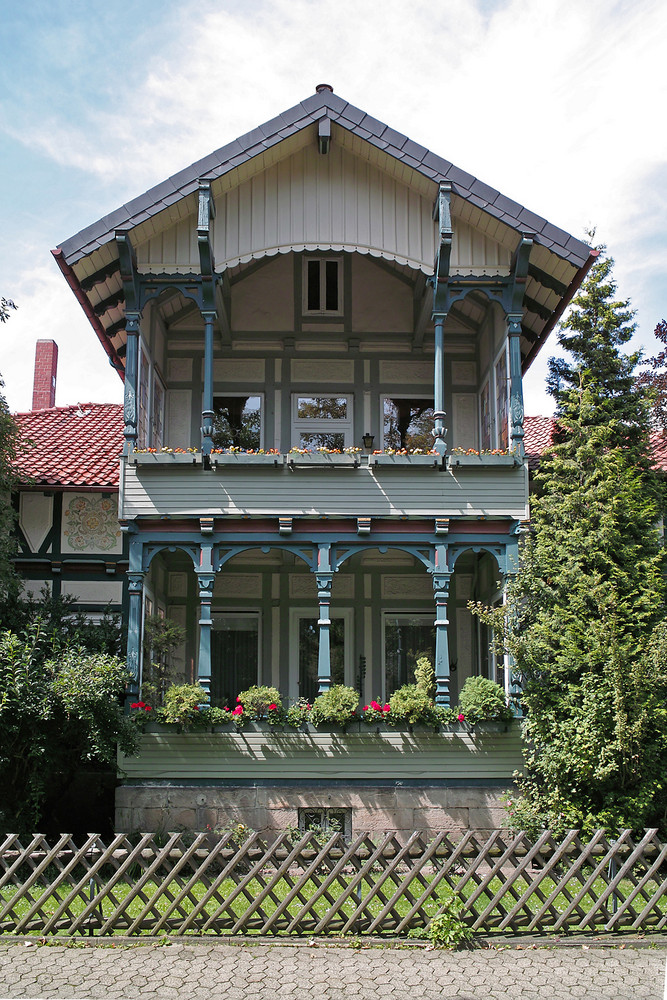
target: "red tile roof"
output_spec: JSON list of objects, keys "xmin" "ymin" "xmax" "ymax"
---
[
  {"xmin": 13, "ymin": 403, "xmax": 123, "ymax": 489},
  {"xmin": 523, "ymin": 414, "xmax": 667, "ymax": 472}
]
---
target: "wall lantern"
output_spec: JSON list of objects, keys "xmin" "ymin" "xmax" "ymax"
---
[{"xmin": 362, "ymin": 432, "xmax": 375, "ymax": 452}]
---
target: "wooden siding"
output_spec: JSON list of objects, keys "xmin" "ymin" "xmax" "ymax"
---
[
  {"xmin": 135, "ymin": 144, "xmax": 508, "ymax": 277},
  {"xmin": 120, "ymin": 462, "xmax": 529, "ymax": 520},
  {"xmin": 119, "ymin": 727, "xmax": 524, "ymax": 781}
]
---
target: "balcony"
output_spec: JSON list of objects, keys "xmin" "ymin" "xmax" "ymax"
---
[{"xmin": 120, "ymin": 453, "xmax": 529, "ymax": 520}]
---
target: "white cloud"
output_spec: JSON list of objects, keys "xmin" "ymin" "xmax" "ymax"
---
[{"xmin": 1, "ymin": 0, "xmax": 666, "ymax": 414}]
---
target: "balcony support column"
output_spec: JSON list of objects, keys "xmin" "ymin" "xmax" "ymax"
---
[
  {"xmin": 201, "ymin": 311, "xmax": 216, "ymax": 456},
  {"xmin": 123, "ymin": 313, "xmax": 140, "ymax": 455},
  {"xmin": 432, "ymin": 314, "xmax": 447, "ymax": 456},
  {"xmin": 432, "ymin": 543, "xmax": 451, "ymax": 706},
  {"xmin": 125, "ymin": 534, "xmax": 144, "ymax": 701},
  {"xmin": 315, "ymin": 543, "xmax": 334, "ymax": 695},
  {"xmin": 196, "ymin": 542, "xmax": 215, "ymax": 702},
  {"xmin": 508, "ymin": 313, "xmax": 525, "ymax": 458}
]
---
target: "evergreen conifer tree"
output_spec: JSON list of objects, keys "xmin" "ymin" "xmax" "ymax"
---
[{"xmin": 476, "ymin": 244, "xmax": 667, "ymax": 835}]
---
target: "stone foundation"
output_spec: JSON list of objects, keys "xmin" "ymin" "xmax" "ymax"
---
[{"xmin": 115, "ymin": 782, "xmax": 512, "ymax": 837}]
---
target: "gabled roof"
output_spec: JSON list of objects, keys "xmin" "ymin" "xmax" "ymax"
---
[
  {"xmin": 53, "ymin": 86, "xmax": 595, "ymax": 376},
  {"xmin": 13, "ymin": 403, "xmax": 123, "ymax": 489}
]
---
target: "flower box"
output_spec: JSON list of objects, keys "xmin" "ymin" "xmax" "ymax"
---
[
  {"xmin": 287, "ymin": 453, "xmax": 360, "ymax": 468},
  {"xmin": 212, "ymin": 453, "xmax": 282, "ymax": 467},
  {"xmin": 447, "ymin": 452, "xmax": 521, "ymax": 469},
  {"xmin": 131, "ymin": 451, "xmax": 201, "ymax": 466},
  {"xmin": 371, "ymin": 454, "xmax": 442, "ymax": 468}
]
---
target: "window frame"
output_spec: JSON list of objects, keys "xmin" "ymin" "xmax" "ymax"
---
[
  {"xmin": 380, "ymin": 394, "xmax": 435, "ymax": 452},
  {"xmin": 212, "ymin": 392, "xmax": 264, "ymax": 451},
  {"xmin": 382, "ymin": 610, "xmax": 436, "ymax": 702},
  {"xmin": 210, "ymin": 611, "xmax": 262, "ymax": 706},
  {"xmin": 302, "ymin": 256, "xmax": 343, "ymax": 316},
  {"xmin": 289, "ymin": 606, "xmax": 353, "ymax": 702},
  {"xmin": 291, "ymin": 393, "xmax": 354, "ymax": 450}
]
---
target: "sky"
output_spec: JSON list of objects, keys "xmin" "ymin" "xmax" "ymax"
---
[{"xmin": 1, "ymin": 0, "xmax": 666, "ymax": 417}]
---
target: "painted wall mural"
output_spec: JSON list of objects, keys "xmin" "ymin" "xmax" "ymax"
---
[{"xmin": 63, "ymin": 494, "xmax": 121, "ymax": 553}]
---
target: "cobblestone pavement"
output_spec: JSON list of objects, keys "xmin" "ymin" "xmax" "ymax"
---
[{"xmin": 0, "ymin": 940, "xmax": 664, "ymax": 1000}]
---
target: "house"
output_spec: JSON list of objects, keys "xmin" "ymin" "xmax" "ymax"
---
[
  {"xmin": 12, "ymin": 340, "xmax": 126, "ymax": 619},
  {"xmin": 51, "ymin": 85, "xmax": 595, "ymax": 836}
]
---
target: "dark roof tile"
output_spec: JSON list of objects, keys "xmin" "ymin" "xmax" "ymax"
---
[
  {"xmin": 518, "ymin": 207, "xmax": 547, "ymax": 233},
  {"xmin": 402, "ymin": 139, "xmax": 429, "ymax": 161},
  {"xmin": 381, "ymin": 127, "xmax": 407, "ymax": 149},
  {"xmin": 447, "ymin": 165, "xmax": 476, "ymax": 189},
  {"xmin": 359, "ymin": 114, "xmax": 387, "ymax": 138},
  {"xmin": 493, "ymin": 193, "xmax": 523, "ymax": 217}
]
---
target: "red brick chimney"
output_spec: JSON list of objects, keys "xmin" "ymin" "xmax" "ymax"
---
[{"xmin": 32, "ymin": 339, "xmax": 58, "ymax": 410}]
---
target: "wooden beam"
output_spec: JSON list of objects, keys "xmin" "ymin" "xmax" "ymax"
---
[
  {"xmin": 413, "ymin": 274, "xmax": 431, "ymax": 348},
  {"xmin": 79, "ymin": 259, "xmax": 120, "ymax": 292}
]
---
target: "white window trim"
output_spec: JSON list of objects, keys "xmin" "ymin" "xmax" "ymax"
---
[
  {"xmin": 288, "ymin": 606, "xmax": 353, "ymax": 702},
  {"xmin": 291, "ymin": 393, "xmax": 353, "ymax": 449},
  {"xmin": 213, "ymin": 392, "xmax": 265, "ymax": 450},
  {"xmin": 302, "ymin": 257, "xmax": 343, "ymax": 316},
  {"xmin": 152, "ymin": 367, "xmax": 166, "ymax": 451},
  {"xmin": 382, "ymin": 610, "xmax": 434, "ymax": 702}
]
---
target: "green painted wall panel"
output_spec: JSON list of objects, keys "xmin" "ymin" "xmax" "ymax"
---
[{"xmin": 118, "ymin": 726, "xmax": 524, "ymax": 781}]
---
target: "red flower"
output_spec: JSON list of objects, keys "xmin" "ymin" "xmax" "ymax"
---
[
  {"xmin": 457, "ymin": 713, "xmax": 465, "ymax": 722},
  {"xmin": 383, "ymin": 704, "xmax": 390, "ymax": 713},
  {"xmin": 145, "ymin": 706, "xmax": 152, "ymax": 712},
  {"xmin": 363, "ymin": 706, "xmax": 369, "ymax": 712},
  {"xmin": 236, "ymin": 695, "xmax": 242, "ymax": 702},
  {"xmin": 370, "ymin": 700, "xmax": 381, "ymax": 711},
  {"xmin": 232, "ymin": 705, "xmax": 243, "ymax": 715},
  {"xmin": 268, "ymin": 703, "xmax": 277, "ymax": 711}
]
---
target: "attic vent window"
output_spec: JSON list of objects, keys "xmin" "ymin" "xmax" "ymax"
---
[{"xmin": 304, "ymin": 258, "xmax": 342, "ymax": 315}]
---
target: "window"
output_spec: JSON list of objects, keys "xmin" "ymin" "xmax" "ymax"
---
[
  {"xmin": 480, "ymin": 381, "xmax": 492, "ymax": 451},
  {"xmin": 211, "ymin": 613, "xmax": 260, "ymax": 708},
  {"xmin": 384, "ymin": 613, "xmax": 436, "ymax": 699},
  {"xmin": 292, "ymin": 395, "xmax": 353, "ymax": 450},
  {"xmin": 383, "ymin": 397, "xmax": 434, "ymax": 451},
  {"xmin": 290, "ymin": 607, "xmax": 353, "ymax": 702},
  {"xmin": 303, "ymin": 258, "xmax": 342, "ymax": 314},
  {"xmin": 298, "ymin": 807, "xmax": 351, "ymax": 840},
  {"xmin": 137, "ymin": 350, "xmax": 150, "ymax": 448},
  {"xmin": 152, "ymin": 371, "xmax": 165, "ymax": 451},
  {"xmin": 495, "ymin": 350, "xmax": 509, "ymax": 450},
  {"xmin": 213, "ymin": 395, "xmax": 262, "ymax": 450}
]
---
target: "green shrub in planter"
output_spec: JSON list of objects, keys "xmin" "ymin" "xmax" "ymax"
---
[
  {"xmin": 310, "ymin": 684, "xmax": 359, "ymax": 728},
  {"xmin": 388, "ymin": 683, "xmax": 438, "ymax": 726},
  {"xmin": 158, "ymin": 683, "xmax": 210, "ymax": 729},
  {"xmin": 236, "ymin": 684, "xmax": 283, "ymax": 721},
  {"xmin": 457, "ymin": 676, "xmax": 513, "ymax": 724}
]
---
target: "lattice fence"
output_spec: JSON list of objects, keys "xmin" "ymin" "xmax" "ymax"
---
[{"xmin": 1, "ymin": 829, "xmax": 666, "ymax": 936}]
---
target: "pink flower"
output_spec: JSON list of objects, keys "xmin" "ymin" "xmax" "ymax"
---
[
  {"xmin": 236, "ymin": 695, "xmax": 242, "ymax": 702},
  {"xmin": 383, "ymin": 704, "xmax": 390, "ymax": 713},
  {"xmin": 457, "ymin": 713, "xmax": 465, "ymax": 722},
  {"xmin": 232, "ymin": 705, "xmax": 243, "ymax": 716},
  {"xmin": 363, "ymin": 706, "xmax": 369, "ymax": 712},
  {"xmin": 268, "ymin": 703, "xmax": 277, "ymax": 711},
  {"xmin": 370, "ymin": 700, "xmax": 381, "ymax": 711}
]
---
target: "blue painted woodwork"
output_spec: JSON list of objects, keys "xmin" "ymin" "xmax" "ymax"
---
[
  {"xmin": 201, "ymin": 311, "xmax": 215, "ymax": 455},
  {"xmin": 316, "ymin": 544, "xmax": 334, "ymax": 695},
  {"xmin": 122, "ymin": 313, "xmax": 139, "ymax": 455}
]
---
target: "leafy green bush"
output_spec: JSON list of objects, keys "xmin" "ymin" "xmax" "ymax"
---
[
  {"xmin": 427, "ymin": 896, "xmax": 473, "ymax": 948},
  {"xmin": 0, "ymin": 626, "xmax": 138, "ymax": 832},
  {"xmin": 388, "ymin": 683, "xmax": 438, "ymax": 727},
  {"xmin": 457, "ymin": 676, "xmax": 513, "ymax": 724},
  {"xmin": 285, "ymin": 697, "xmax": 312, "ymax": 728},
  {"xmin": 310, "ymin": 685, "xmax": 359, "ymax": 728},
  {"xmin": 414, "ymin": 655, "xmax": 435, "ymax": 699},
  {"xmin": 158, "ymin": 683, "xmax": 210, "ymax": 729},
  {"xmin": 236, "ymin": 684, "xmax": 283, "ymax": 721}
]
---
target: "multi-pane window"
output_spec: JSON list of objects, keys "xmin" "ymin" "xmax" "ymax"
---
[
  {"xmin": 480, "ymin": 381, "xmax": 492, "ymax": 451},
  {"xmin": 137, "ymin": 351, "xmax": 150, "ymax": 448},
  {"xmin": 384, "ymin": 614, "xmax": 436, "ymax": 699},
  {"xmin": 213, "ymin": 395, "xmax": 262, "ymax": 450},
  {"xmin": 292, "ymin": 395, "xmax": 352, "ymax": 450},
  {"xmin": 298, "ymin": 616, "xmax": 346, "ymax": 703},
  {"xmin": 383, "ymin": 397, "xmax": 434, "ymax": 450},
  {"xmin": 152, "ymin": 373, "xmax": 165, "ymax": 451},
  {"xmin": 303, "ymin": 258, "xmax": 342, "ymax": 314},
  {"xmin": 495, "ymin": 351, "xmax": 509, "ymax": 450}
]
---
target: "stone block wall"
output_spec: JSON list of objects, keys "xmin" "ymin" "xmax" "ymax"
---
[{"xmin": 115, "ymin": 782, "xmax": 510, "ymax": 837}]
